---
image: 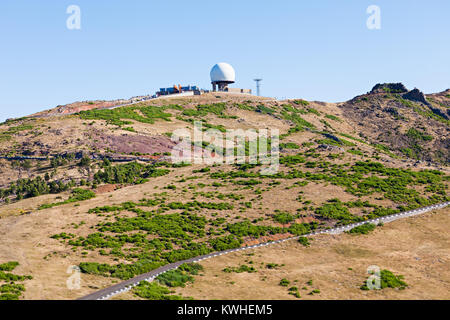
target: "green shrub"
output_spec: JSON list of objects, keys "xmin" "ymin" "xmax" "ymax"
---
[
  {"xmin": 0, "ymin": 271, "xmax": 32, "ymax": 282},
  {"xmin": 226, "ymin": 221, "xmax": 282, "ymax": 238},
  {"xmin": 93, "ymin": 161, "xmax": 170, "ymax": 185},
  {"xmin": 223, "ymin": 264, "xmax": 257, "ymax": 273},
  {"xmin": 315, "ymin": 200, "xmax": 362, "ymax": 224},
  {"xmin": 325, "ymin": 114, "xmax": 341, "ymax": 122},
  {"xmin": 122, "ymin": 127, "xmax": 136, "ymax": 133},
  {"xmin": 132, "ymin": 281, "xmax": 187, "ymax": 300},
  {"xmin": 209, "ymin": 235, "xmax": 242, "ymax": 251},
  {"xmin": 406, "ymin": 128, "xmax": 433, "ymax": 142},
  {"xmin": 279, "ymin": 155, "xmax": 306, "ymax": 165},
  {"xmin": 273, "ymin": 212, "xmax": 295, "ymax": 224},
  {"xmin": 292, "ymin": 99, "xmax": 309, "ymax": 106},
  {"xmin": 282, "ymin": 112, "xmax": 315, "ymax": 130},
  {"xmin": 156, "ymin": 269, "xmax": 194, "ymax": 287},
  {"xmin": 279, "ymin": 278, "xmax": 290, "ymax": 287},
  {"xmin": 78, "ymin": 104, "xmax": 177, "ymax": 126},
  {"xmin": 280, "ymin": 142, "xmax": 300, "ymax": 149},
  {"xmin": 361, "ymin": 269, "xmax": 408, "ymax": 290},
  {"xmin": 39, "ymin": 188, "xmax": 96, "ymax": 210},
  {"xmin": 0, "ymin": 261, "xmax": 19, "ymax": 271},
  {"xmin": 347, "ymin": 223, "xmax": 376, "ymax": 235},
  {"xmin": 256, "ymin": 105, "xmax": 276, "ymax": 115},
  {"xmin": 0, "ymin": 176, "xmax": 75, "ymax": 201},
  {"xmin": 298, "ymin": 237, "xmax": 310, "ymax": 247}
]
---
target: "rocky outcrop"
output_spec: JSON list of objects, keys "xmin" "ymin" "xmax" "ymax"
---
[
  {"xmin": 402, "ymin": 88, "xmax": 429, "ymax": 105},
  {"xmin": 371, "ymin": 83, "xmax": 408, "ymax": 94},
  {"xmin": 321, "ymin": 133, "xmax": 342, "ymax": 143},
  {"xmin": 317, "ymin": 144, "xmax": 344, "ymax": 152},
  {"xmin": 427, "ymin": 105, "xmax": 449, "ymax": 120},
  {"xmin": 383, "ymin": 107, "xmax": 399, "ymax": 116}
]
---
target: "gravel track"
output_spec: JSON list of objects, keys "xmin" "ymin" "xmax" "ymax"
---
[{"xmin": 78, "ymin": 201, "xmax": 449, "ymax": 300}]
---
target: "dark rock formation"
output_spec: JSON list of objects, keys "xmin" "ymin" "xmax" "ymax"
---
[
  {"xmin": 317, "ymin": 144, "xmax": 344, "ymax": 152},
  {"xmin": 402, "ymin": 88, "xmax": 429, "ymax": 105},
  {"xmin": 321, "ymin": 133, "xmax": 341, "ymax": 143},
  {"xmin": 383, "ymin": 107, "xmax": 399, "ymax": 117},
  {"xmin": 371, "ymin": 83, "xmax": 408, "ymax": 94},
  {"xmin": 427, "ymin": 105, "xmax": 449, "ymax": 120}
]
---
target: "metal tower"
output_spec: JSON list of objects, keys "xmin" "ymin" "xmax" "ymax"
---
[{"xmin": 254, "ymin": 79, "xmax": 262, "ymax": 96}]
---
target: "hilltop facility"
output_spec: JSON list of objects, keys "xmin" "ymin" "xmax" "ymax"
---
[
  {"xmin": 153, "ymin": 63, "xmax": 252, "ymax": 98},
  {"xmin": 156, "ymin": 85, "xmax": 202, "ymax": 97}
]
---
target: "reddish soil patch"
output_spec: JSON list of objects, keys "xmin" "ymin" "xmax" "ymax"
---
[
  {"xmin": 91, "ymin": 131, "xmax": 176, "ymax": 155},
  {"xmin": 94, "ymin": 184, "xmax": 122, "ymax": 194},
  {"xmin": 295, "ymin": 217, "xmax": 319, "ymax": 224},
  {"xmin": 242, "ymin": 233, "xmax": 293, "ymax": 247},
  {"xmin": 32, "ymin": 101, "xmax": 128, "ymax": 117}
]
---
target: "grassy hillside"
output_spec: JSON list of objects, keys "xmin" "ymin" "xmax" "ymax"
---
[{"xmin": 0, "ymin": 86, "xmax": 448, "ymax": 300}]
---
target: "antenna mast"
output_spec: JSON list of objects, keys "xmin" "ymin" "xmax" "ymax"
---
[{"xmin": 253, "ymin": 79, "xmax": 262, "ymax": 96}]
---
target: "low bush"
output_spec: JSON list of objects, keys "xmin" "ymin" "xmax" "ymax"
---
[
  {"xmin": 279, "ymin": 278, "xmax": 290, "ymax": 287},
  {"xmin": 361, "ymin": 269, "xmax": 408, "ymax": 290},
  {"xmin": 298, "ymin": 237, "xmax": 310, "ymax": 247},
  {"xmin": 39, "ymin": 188, "xmax": 96, "ymax": 210},
  {"xmin": 132, "ymin": 281, "xmax": 187, "ymax": 300},
  {"xmin": 315, "ymin": 200, "xmax": 362, "ymax": 224},
  {"xmin": 0, "ymin": 261, "xmax": 19, "ymax": 271},
  {"xmin": 0, "ymin": 261, "xmax": 31, "ymax": 300},
  {"xmin": 209, "ymin": 235, "xmax": 242, "ymax": 251},
  {"xmin": 223, "ymin": 265, "xmax": 257, "ymax": 273},
  {"xmin": 93, "ymin": 161, "xmax": 170, "ymax": 185},
  {"xmin": 156, "ymin": 263, "xmax": 203, "ymax": 288},
  {"xmin": 273, "ymin": 212, "xmax": 295, "ymax": 224},
  {"xmin": 347, "ymin": 223, "xmax": 376, "ymax": 235}
]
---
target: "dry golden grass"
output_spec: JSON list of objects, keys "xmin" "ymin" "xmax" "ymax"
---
[
  {"xmin": 169, "ymin": 207, "xmax": 450, "ymax": 300},
  {"xmin": 0, "ymin": 92, "xmax": 448, "ymax": 300},
  {"xmin": 0, "ymin": 155, "xmax": 447, "ymax": 300}
]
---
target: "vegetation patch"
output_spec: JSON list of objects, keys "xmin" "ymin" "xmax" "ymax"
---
[
  {"xmin": 280, "ymin": 142, "xmax": 300, "ymax": 149},
  {"xmin": 0, "ymin": 176, "xmax": 75, "ymax": 203},
  {"xmin": 78, "ymin": 104, "xmax": 181, "ymax": 127},
  {"xmin": 297, "ymin": 237, "xmax": 311, "ymax": 247},
  {"xmin": 361, "ymin": 269, "xmax": 408, "ymax": 290},
  {"xmin": 288, "ymin": 286, "xmax": 301, "ymax": 298},
  {"xmin": 223, "ymin": 264, "xmax": 257, "ymax": 273},
  {"xmin": 39, "ymin": 188, "xmax": 96, "ymax": 210},
  {"xmin": 292, "ymin": 100, "xmax": 309, "ymax": 106},
  {"xmin": 93, "ymin": 161, "xmax": 171, "ymax": 185},
  {"xmin": 132, "ymin": 281, "xmax": 189, "ymax": 300},
  {"xmin": 325, "ymin": 114, "xmax": 342, "ymax": 122},
  {"xmin": 156, "ymin": 263, "xmax": 203, "ymax": 287},
  {"xmin": 315, "ymin": 200, "xmax": 362, "ymax": 225},
  {"xmin": 279, "ymin": 278, "xmax": 290, "ymax": 287},
  {"xmin": 0, "ymin": 261, "xmax": 32, "ymax": 300},
  {"xmin": 347, "ymin": 223, "xmax": 377, "ymax": 235}
]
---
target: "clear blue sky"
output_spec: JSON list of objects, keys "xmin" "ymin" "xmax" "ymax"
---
[{"xmin": 0, "ymin": 0, "xmax": 449, "ymax": 122}]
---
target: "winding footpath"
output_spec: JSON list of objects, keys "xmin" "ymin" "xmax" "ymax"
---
[{"xmin": 78, "ymin": 201, "xmax": 450, "ymax": 300}]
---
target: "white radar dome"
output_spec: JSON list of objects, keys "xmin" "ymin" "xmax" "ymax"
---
[{"xmin": 210, "ymin": 63, "xmax": 236, "ymax": 83}]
